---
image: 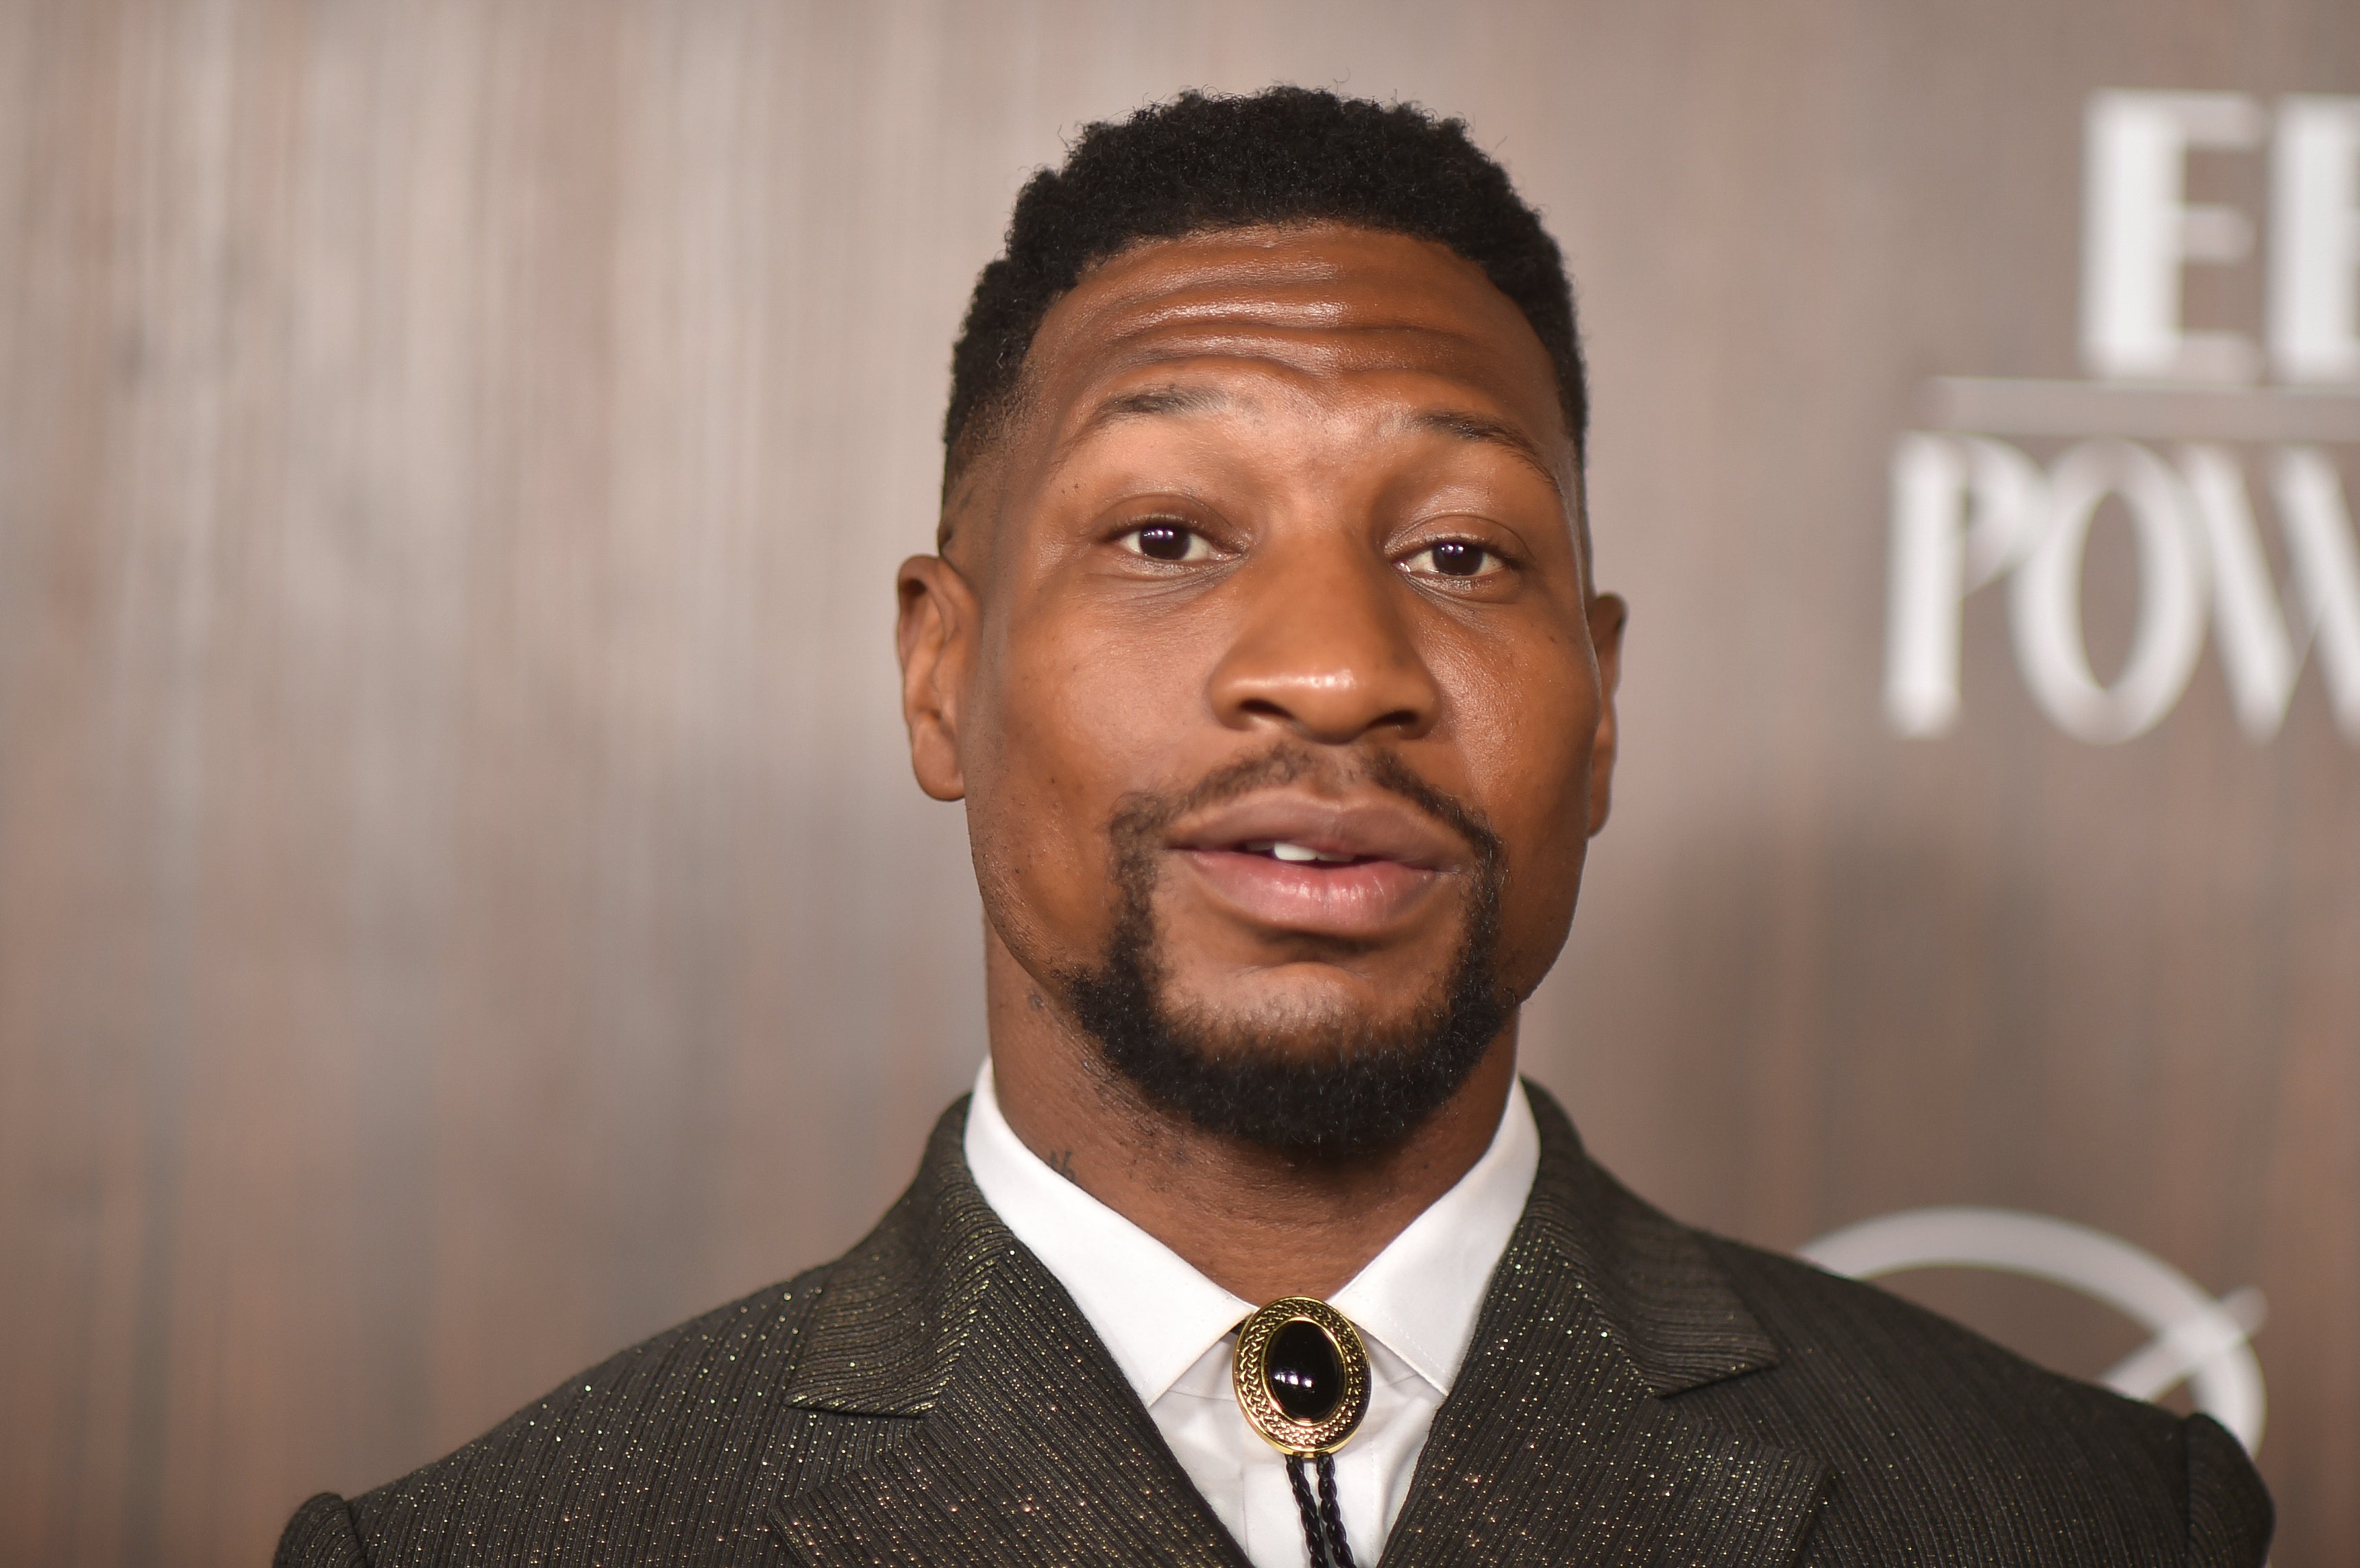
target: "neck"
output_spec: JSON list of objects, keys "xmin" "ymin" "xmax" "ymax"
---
[{"xmin": 981, "ymin": 932, "xmax": 1519, "ymax": 1305}]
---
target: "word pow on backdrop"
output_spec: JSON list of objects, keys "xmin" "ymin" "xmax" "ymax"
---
[{"xmin": 1887, "ymin": 90, "xmax": 2360, "ymax": 744}]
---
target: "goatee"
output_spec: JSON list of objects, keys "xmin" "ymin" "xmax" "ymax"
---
[{"xmin": 1062, "ymin": 746, "xmax": 1514, "ymax": 1160}]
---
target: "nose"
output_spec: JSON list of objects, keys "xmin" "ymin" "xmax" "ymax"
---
[{"xmin": 1206, "ymin": 541, "xmax": 1444, "ymax": 744}]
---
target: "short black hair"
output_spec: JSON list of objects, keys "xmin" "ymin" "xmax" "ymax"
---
[{"xmin": 942, "ymin": 87, "xmax": 1586, "ymax": 499}]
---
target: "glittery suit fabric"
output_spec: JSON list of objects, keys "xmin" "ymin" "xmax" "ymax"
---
[{"xmin": 276, "ymin": 1085, "xmax": 2271, "ymax": 1566}]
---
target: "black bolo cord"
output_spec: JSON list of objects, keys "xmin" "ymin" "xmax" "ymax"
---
[
  {"xmin": 1314, "ymin": 1454, "xmax": 1359, "ymax": 1568},
  {"xmin": 1285, "ymin": 1456, "xmax": 1327, "ymax": 1567},
  {"xmin": 1283, "ymin": 1455, "xmax": 1359, "ymax": 1568}
]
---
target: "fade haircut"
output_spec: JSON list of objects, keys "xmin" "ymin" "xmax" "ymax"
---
[{"xmin": 940, "ymin": 87, "xmax": 1588, "ymax": 537}]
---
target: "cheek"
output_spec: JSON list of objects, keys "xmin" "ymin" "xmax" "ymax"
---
[
  {"xmin": 1441, "ymin": 632, "xmax": 1599, "ymax": 942},
  {"xmin": 962, "ymin": 601, "xmax": 1213, "ymax": 961}
]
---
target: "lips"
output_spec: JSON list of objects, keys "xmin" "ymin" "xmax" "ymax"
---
[{"xmin": 1168, "ymin": 793, "xmax": 1467, "ymax": 938}]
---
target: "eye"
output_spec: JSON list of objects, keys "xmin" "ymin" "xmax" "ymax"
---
[
  {"xmin": 1406, "ymin": 539, "xmax": 1501, "ymax": 579},
  {"xmin": 1121, "ymin": 521, "xmax": 1216, "ymax": 563}
]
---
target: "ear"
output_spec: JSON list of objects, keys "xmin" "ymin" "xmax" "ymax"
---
[
  {"xmin": 897, "ymin": 554, "xmax": 977, "ymax": 801},
  {"xmin": 1584, "ymin": 592, "xmax": 1627, "ymax": 837}
]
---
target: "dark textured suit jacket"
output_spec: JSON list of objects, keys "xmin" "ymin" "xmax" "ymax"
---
[{"xmin": 278, "ymin": 1085, "xmax": 2271, "ymax": 1566}]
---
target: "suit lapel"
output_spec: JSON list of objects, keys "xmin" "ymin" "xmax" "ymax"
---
[
  {"xmin": 1380, "ymin": 1088, "xmax": 1829, "ymax": 1567},
  {"xmin": 766, "ymin": 1088, "xmax": 1825, "ymax": 1567},
  {"xmin": 765, "ymin": 1100, "xmax": 1249, "ymax": 1567}
]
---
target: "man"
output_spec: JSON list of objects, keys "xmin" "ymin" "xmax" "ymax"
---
[{"xmin": 278, "ymin": 89, "xmax": 2271, "ymax": 1567}]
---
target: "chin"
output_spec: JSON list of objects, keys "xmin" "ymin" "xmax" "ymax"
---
[
  {"xmin": 1070, "ymin": 957, "xmax": 1510, "ymax": 1157},
  {"xmin": 1163, "ymin": 969, "xmax": 1446, "ymax": 1053}
]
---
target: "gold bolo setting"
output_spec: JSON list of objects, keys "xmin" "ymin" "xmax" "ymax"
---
[{"xmin": 1230, "ymin": 1296, "xmax": 1372, "ymax": 1457}]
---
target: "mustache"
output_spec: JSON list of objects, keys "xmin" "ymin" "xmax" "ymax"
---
[{"xmin": 1106, "ymin": 742, "xmax": 1504, "ymax": 872}]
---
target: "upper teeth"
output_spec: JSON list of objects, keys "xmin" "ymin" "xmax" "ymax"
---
[{"xmin": 1255, "ymin": 841, "xmax": 1354, "ymax": 863}]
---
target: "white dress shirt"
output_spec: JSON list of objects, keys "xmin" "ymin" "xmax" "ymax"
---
[{"xmin": 963, "ymin": 1059, "xmax": 1540, "ymax": 1568}]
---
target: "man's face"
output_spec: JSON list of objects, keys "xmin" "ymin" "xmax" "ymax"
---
[{"xmin": 900, "ymin": 223, "xmax": 1623, "ymax": 1149}]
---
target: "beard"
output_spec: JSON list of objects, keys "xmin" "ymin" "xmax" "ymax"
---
[{"xmin": 1061, "ymin": 746, "xmax": 1515, "ymax": 1160}]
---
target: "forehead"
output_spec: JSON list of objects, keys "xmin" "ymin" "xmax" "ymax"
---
[{"xmin": 1011, "ymin": 224, "xmax": 1571, "ymax": 465}]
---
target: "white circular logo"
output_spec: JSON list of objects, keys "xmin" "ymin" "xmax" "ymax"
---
[{"xmin": 1800, "ymin": 1207, "xmax": 2265, "ymax": 1453}]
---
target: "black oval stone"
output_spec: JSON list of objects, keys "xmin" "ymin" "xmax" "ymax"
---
[{"xmin": 1264, "ymin": 1319, "xmax": 1343, "ymax": 1422}]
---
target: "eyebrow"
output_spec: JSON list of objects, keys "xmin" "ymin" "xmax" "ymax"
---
[
  {"xmin": 1403, "ymin": 408, "xmax": 1566, "ymax": 500},
  {"xmin": 1069, "ymin": 383, "xmax": 1235, "ymax": 442}
]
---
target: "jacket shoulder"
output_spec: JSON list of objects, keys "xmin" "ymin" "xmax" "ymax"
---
[
  {"xmin": 1688, "ymin": 1234, "xmax": 2271, "ymax": 1565},
  {"xmin": 273, "ymin": 1492, "xmax": 365, "ymax": 1568},
  {"xmin": 276, "ymin": 1260, "xmax": 910, "ymax": 1568}
]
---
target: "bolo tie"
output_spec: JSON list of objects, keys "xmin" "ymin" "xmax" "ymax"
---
[{"xmin": 1231, "ymin": 1297, "xmax": 1372, "ymax": 1568}]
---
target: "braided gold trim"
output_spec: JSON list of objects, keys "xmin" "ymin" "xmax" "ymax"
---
[{"xmin": 1230, "ymin": 1296, "xmax": 1371, "ymax": 1457}]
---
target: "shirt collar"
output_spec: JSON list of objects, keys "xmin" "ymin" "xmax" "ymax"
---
[
  {"xmin": 1330, "ymin": 1077, "xmax": 1537, "ymax": 1391},
  {"xmin": 963, "ymin": 1059, "xmax": 1540, "ymax": 1408}
]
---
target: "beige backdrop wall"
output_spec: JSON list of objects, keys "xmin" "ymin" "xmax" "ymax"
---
[{"xmin": 2, "ymin": 1, "xmax": 2353, "ymax": 1563}]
